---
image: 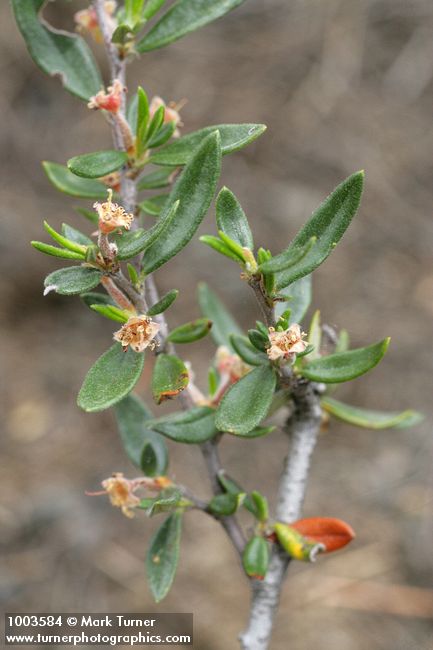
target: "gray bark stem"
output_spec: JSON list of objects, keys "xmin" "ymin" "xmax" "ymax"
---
[{"xmin": 239, "ymin": 381, "xmax": 322, "ymax": 650}]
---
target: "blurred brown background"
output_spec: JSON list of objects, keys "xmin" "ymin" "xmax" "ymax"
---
[{"xmin": 1, "ymin": 0, "xmax": 433, "ymax": 648}]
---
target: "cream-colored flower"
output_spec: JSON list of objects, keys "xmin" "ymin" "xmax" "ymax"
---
[
  {"xmin": 216, "ymin": 346, "xmax": 250, "ymax": 382},
  {"xmin": 267, "ymin": 324, "xmax": 308, "ymax": 362},
  {"xmin": 94, "ymin": 189, "xmax": 134, "ymax": 234},
  {"xmin": 149, "ymin": 96, "xmax": 184, "ymax": 137},
  {"xmin": 88, "ymin": 78, "xmax": 124, "ymax": 113},
  {"xmin": 113, "ymin": 315, "xmax": 160, "ymax": 353},
  {"xmin": 74, "ymin": 2, "xmax": 117, "ymax": 43}
]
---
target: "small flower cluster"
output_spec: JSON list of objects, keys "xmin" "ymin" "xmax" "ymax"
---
[
  {"xmin": 267, "ymin": 323, "xmax": 308, "ymax": 362},
  {"xmin": 88, "ymin": 472, "xmax": 172, "ymax": 518},
  {"xmin": 94, "ymin": 189, "xmax": 134, "ymax": 234},
  {"xmin": 74, "ymin": 1, "xmax": 117, "ymax": 43},
  {"xmin": 88, "ymin": 79, "xmax": 125, "ymax": 113},
  {"xmin": 113, "ymin": 316, "xmax": 160, "ymax": 353}
]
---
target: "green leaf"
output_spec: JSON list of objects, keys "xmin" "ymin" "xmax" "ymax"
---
[
  {"xmin": 147, "ymin": 406, "xmax": 218, "ymax": 444},
  {"xmin": 216, "ymin": 187, "xmax": 253, "ymax": 249},
  {"xmin": 208, "ymin": 493, "xmax": 243, "ymax": 516},
  {"xmin": 137, "ymin": 167, "xmax": 175, "ymax": 191},
  {"xmin": 44, "ymin": 266, "xmax": 102, "ymax": 295},
  {"xmin": 142, "ymin": 0, "xmax": 167, "ymax": 21},
  {"xmin": 307, "ymin": 310, "xmax": 321, "ymax": 361},
  {"xmin": 215, "ymin": 365, "xmax": 276, "ymax": 435},
  {"xmin": 11, "ymin": 0, "xmax": 101, "ymax": 101},
  {"xmin": 146, "ymin": 512, "xmax": 182, "ymax": 602},
  {"xmin": 259, "ymin": 236, "xmax": 316, "ymax": 274},
  {"xmin": 152, "ymin": 354, "xmax": 189, "ymax": 404},
  {"xmin": 77, "ymin": 344, "xmax": 145, "ymax": 412},
  {"xmin": 68, "ymin": 151, "xmax": 128, "ymax": 179},
  {"xmin": 114, "ymin": 394, "xmax": 168, "ymax": 476},
  {"xmin": 230, "ymin": 335, "xmax": 268, "ymax": 366},
  {"xmin": 144, "ymin": 105, "xmax": 165, "ymax": 149},
  {"xmin": 147, "ymin": 122, "xmax": 177, "ymax": 149},
  {"xmin": 275, "ymin": 171, "xmax": 364, "ymax": 290},
  {"xmin": 139, "ymin": 194, "xmax": 169, "ymax": 217},
  {"xmin": 321, "ymin": 396, "xmax": 423, "ymax": 430},
  {"xmin": 32, "ymin": 241, "xmax": 85, "ymax": 260},
  {"xmin": 61, "ymin": 224, "xmax": 93, "ymax": 246},
  {"xmin": 149, "ymin": 124, "xmax": 266, "ymax": 166},
  {"xmin": 335, "ymin": 328, "xmax": 350, "ymax": 354},
  {"xmin": 242, "ymin": 536, "xmax": 270, "ymax": 580},
  {"xmin": 43, "ymin": 221, "xmax": 87, "ymax": 254},
  {"xmin": 275, "ymin": 275, "xmax": 312, "ymax": 325},
  {"xmin": 250, "ymin": 491, "xmax": 269, "ymax": 522},
  {"xmin": 80, "ymin": 291, "xmax": 113, "ymax": 308},
  {"xmin": 300, "ymin": 338, "xmax": 390, "ymax": 383},
  {"xmin": 218, "ymin": 230, "xmax": 248, "ymax": 262},
  {"xmin": 197, "ymin": 283, "xmax": 242, "ymax": 350},
  {"xmin": 90, "ymin": 304, "xmax": 130, "ymax": 323},
  {"xmin": 167, "ymin": 319, "xmax": 212, "ymax": 344},
  {"xmin": 137, "ymin": 0, "xmax": 247, "ymax": 51},
  {"xmin": 75, "ymin": 207, "xmax": 99, "ymax": 224},
  {"xmin": 111, "ymin": 24, "xmax": 134, "ymax": 45},
  {"xmin": 43, "ymin": 162, "xmax": 107, "ymax": 199},
  {"xmin": 141, "ymin": 489, "xmax": 189, "ymax": 516},
  {"xmin": 248, "ymin": 329, "xmax": 268, "ymax": 352},
  {"xmin": 147, "ymin": 290, "xmax": 179, "ymax": 316},
  {"xmin": 199, "ymin": 235, "xmax": 243, "ymax": 263},
  {"xmin": 142, "ymin": 132, "xmax": 222, "ymax": 274}
]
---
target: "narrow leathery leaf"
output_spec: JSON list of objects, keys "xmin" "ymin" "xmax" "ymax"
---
[
  {"xmin": 80, "ymin": 291, "xmax": 113, "ymax": 308},
  {"xmin": 61, "ymin": 224, "xmax": 93, "ymax": 246},
  {"xmin": 43, "ymin": 221, "xmax": 87, "ymax": 254},
  {"xmin": 300, "ymin": 338, "xmax": 390, "ymax": 383},
  {"xmin": 255, "ymin": 321, "xmax": 269, "ymax": 337},
  {"xmin": 243, "ymin": 537, "xmax": 270, "ymax": 580},
  {"xmin": 149, "ymin": 124, "xmax": 266, "ymax": 166},
  {"xmin": 127, "ymin": 263, "xmax": 139, "ymax": 286},
  {"xmin": 152, "ymin": 354, "xmax": 189, "ymax": 404},
  {"xmin": 43, "ymin": 162, "xmax": 106, "ymax": 199},
  {"xmin": 198, "ymin": 283, "xmax": 242, "ymax": 349},
  {"xmin": 248, "ymin": 329, "xmax": 268, "ymax": 352},
  {"xmin": 230, "ymin": 335, "xmax": 268, "ymax": 366},
  {"xmin": 307, "ymin": 310, "xmax": 321, "ymax": 361},
  {"xmin": 216, "ymin": 365, "xmax": 276, "ymax": 435},
  {"xmin": 208, "ymin": 493, "xmax": 243, "ymax": 516},
  {"xmin": 139, "ymin": 194, "xmax": 169, "ymax": 217},
  {"xmin": 78, "ymin": 344, "xmax": 144, "ymax": 412},
  {"xmin": 144, "ymin": 105, "xmax": 165, "ymax": 147},
  {"xmin": 275, "ymin": 172, "xmax": 365, "ymax": 289},
  {"xmin": 273, "ymin": 523, "xmax": 325, "ymax": 562},
  {"xmin": 291, "ymin": 517, "xmax": 355, "ymax": 553},
  {"xmin": 11, "ymin": 0, "xmax": 101, "ymax": 101},
  {"xmin": 142, "ymin": 0, "xmax": 167, "ymax": 20},
  {"xmin": 233, "ymin": 425, "xmax": 275, "ymax": 439},
  {"xmin": 114, "ymin": 394, "xmax": 168, "ymax": 475},
  {"xmin": 75, "ymin": 207, "xmax": 98, "ymax": 224},
  {"xmin": 137, "ymin": 0, "xmax": 246, "ymax": 51},
  {"xmin": 200, "ymin": 235, "xmax": 243, "ymax": 263},
  {"xmin": 44, "ymin": 266, "xmax": 102, "ymax": 295},
  {"xmin": 295, "ymin": 343, "xmax": 315, "ymax": 360},
  {"xmin": 217, "ymin": 471, "xmax": 257, "ymax": 515},
  {"xmin": 167, "ymin": 319, "xmax": 212, "ymax": 344},
  {"xmin": 275, "ymin": 275, "xmax": 312, "ymax": 325},
  {"xmin": 208, "ymin": 367, "xmax": 218, "ymax": 396},
  {"xmin": 136, "ymin": 87, "xmax": 150, "ymax": 155},
  {"xmin": 90, "ymin": 304, "xmax": 130, "ymax": 323},
  {"xmin": 259, "ymin": 237, "xmax": 316, "ymax": 274},
  {"xmin": 216, "ymin": 187, "xmax": 253, "ymax": 249},
  {"xmin": 143, "ymin": 132, "xmax": 222, "ymax": 274},
  {"xmin": 147, "ymin": 290, "xmax": 179, "ymax": 316},
  {"xmin": 68, "ymin": 151, "xmax": 128, "ymax": 179},
  {"xmin": 250, "ymin": 491, "xmax": 269, "ymax": 523},
  {"xmin": 335, "ymin": 328, "xmax": 350, "ymax": 353},
  {"xmin": 146, "ymin": 512, "xmax": 182, "ymax": 602},
  {"xmin": 143, "ymin": 490, "xmax": 188, "ymax": 517},
  {"xmin": 147, "ymin": 406, "xmax": 218, "ymax": 444},
  {"xmin": 115, "ymin": 200, "xmax": 179, "ymax": 259},
  {"xmin": 127, "ymin": 92, "xmax": 139, "ymax": 129},
  {"xmin": 218, "ymin": 231, "xmax": 248, "ymax": 262},
  {"xmin": 321, "ymin": 397, "xmax": 423, "ymax": 430},
  {"xmin": 137, "ymin": 166, "xmax": 175, "ymax": 191},
  {"xmin": 32, "ymin": 241, "xmax": 85, "ymax": 260},
  {"xmin": 148, "ymin": 122, "xmax": 177, "ymax": 149}
]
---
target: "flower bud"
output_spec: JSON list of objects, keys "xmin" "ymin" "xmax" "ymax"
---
[
  {"xmin": 88, "ymin": 79, "xmax": 125, "ymax": 113},
  {"xmin": 74, "ymin": 1, "xmax": 117, "ymax": 43}
]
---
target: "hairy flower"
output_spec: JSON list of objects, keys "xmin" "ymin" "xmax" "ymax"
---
[
  {"xmin": 87, "ymin": 473, "xmax": 173, "ymax": 518},
  {"xmin": 88, "ymin": 79, "xmax": 125, "ymax": 113},
  {"xmin": 74, "ymin": 1, "xmax": 117, "ymax": 43},
  {"xmin": 267, "ymin": 324, "xmax": 308, "ymax": 362},
  {"xmin": 149, "ymin": 96, "xmax": 184, "ymax": 137},
  {"xmin": 216, "ymin": 346, "xmax": 250, "ymax": 382},
  {"xmin": 113, "ymin": 315, "xmax": 160, "ymax": 353},
  {"xmin": 94, "ymin": 189, "xmax": 134, "ymax": 234}
]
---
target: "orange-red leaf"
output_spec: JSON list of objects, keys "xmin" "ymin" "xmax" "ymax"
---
[{"xmin": 290, "ymin": 517, "xmax": 355, "ymax": 553}]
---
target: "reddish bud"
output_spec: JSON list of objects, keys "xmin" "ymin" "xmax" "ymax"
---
[{"xmin": 290, "ymin": 517, "xmax": 355, "ymax": 553}]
